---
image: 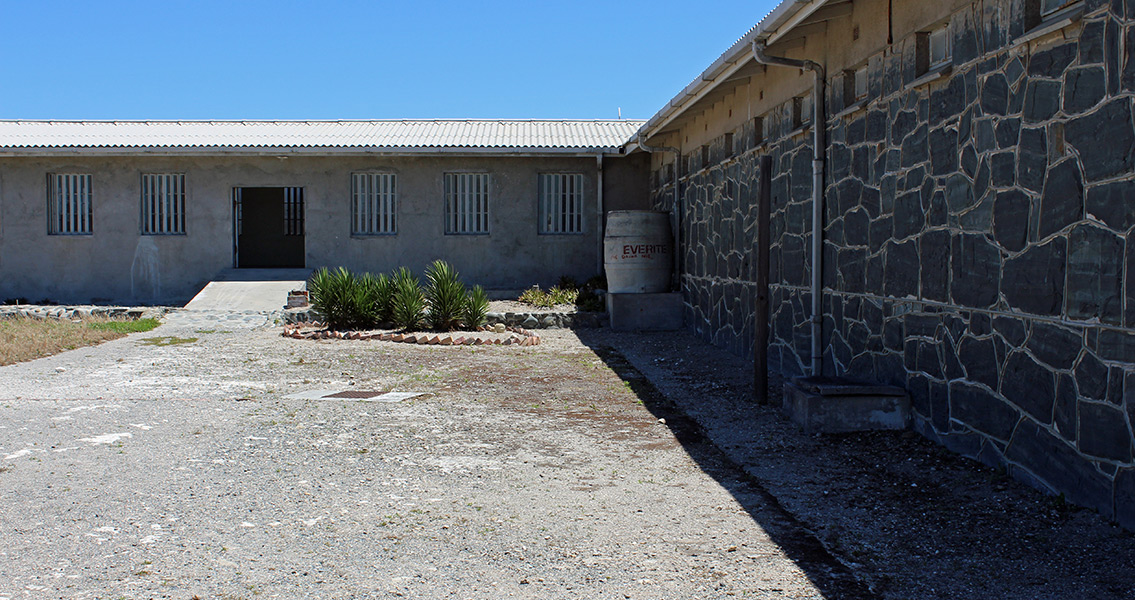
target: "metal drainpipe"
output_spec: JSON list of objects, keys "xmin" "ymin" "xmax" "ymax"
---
[
  {"xmin": 635, "ymin": 134, "xmax": 682, "ymax": 290},
  {"xmin": 596, "ymin": 153, "xmax": 605, "ymax": 276},
  {"xmin": 752, "ymin": 40, "xmax": 827, "ymax": 378}
]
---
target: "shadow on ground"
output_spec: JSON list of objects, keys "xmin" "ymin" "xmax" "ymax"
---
[
  {"xmin": 579, "ymin": 333, "xmax": 876, "ymax": 599},
  {"xmin": 577, "ymin": 328, "xmax": 1135, "ymax": 600}
]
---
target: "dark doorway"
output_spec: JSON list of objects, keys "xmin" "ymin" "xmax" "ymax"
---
[{"xmin": 234, "ymin": 187, "xmax": 305, "ymax": 268}]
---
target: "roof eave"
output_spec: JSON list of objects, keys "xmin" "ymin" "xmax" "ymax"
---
[
  {"xmin": 0, "ymin": 145, "xmax": 632, "ymax": 158},
  {"xmin": 628, "ymin": 0, "xmax": 833, "ymax": 150}
]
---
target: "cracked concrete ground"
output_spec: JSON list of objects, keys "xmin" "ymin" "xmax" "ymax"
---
[{"xmin": 0, "ymin": 320, "xmax": 866, "ymax": 600}]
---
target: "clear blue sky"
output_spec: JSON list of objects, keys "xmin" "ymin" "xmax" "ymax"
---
[{"xmin": 0, "ymin": 0, "xmax": 776, "ymax": 121}]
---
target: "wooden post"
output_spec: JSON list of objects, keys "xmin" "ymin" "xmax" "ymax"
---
[{"xmin": 754, "ymin": 155, "xmax": 772, "ymax": 404}]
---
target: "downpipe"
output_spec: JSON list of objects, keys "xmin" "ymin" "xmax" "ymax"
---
[
  {"xmin": 636, "ymin": 134, "xmax": 683, "ymax": 291},
  {"xmin": 752, "ymin": 40, "xmax": 827, "ymax": 377}
]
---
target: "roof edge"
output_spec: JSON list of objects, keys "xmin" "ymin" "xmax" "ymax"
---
[{"xmin": 629, "ymin": 0, "xmax": 833, "ymax": 148}]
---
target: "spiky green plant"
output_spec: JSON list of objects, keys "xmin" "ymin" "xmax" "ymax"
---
[
  {"xmin": 548, "ymin": 285, "xmax": 578, "ymax": 306},
  {"xmin": 463, "ymin": 285, "xmax": 490, "ymax": 330},
  {"xmin": 425, "ymin": 260, "xmax": 467, "ymax": 331},
  {"xmin": 307, "ymin": 267, "xmax": 383, "ymax": 330},
  {"xmin": 390, "ymin": 267, "xmax": 425, "ymax": 331},
  {"xmin": 373, "ymin": 272, "xmax": 394, "ymax": 324},
  {"xmin": 518, "ymin": 286, "xmax": 553, "ymax": 308}
]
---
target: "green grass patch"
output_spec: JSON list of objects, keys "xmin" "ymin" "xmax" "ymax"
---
[
  {"xmin": 88, "ymin": 318, "xmax": 160, "ymax": 334},
  {"xmin": 139, "ymin": 336, "xmax": 197, "ymax": 346}
]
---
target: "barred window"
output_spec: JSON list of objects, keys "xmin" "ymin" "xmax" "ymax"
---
[
  {"xmin": 538, "ymin": 173, "xmax": 584, "ymax": 234},
  {"xmin": 47, "ymin": 173, "xmax": 93, "ymax": 235},
  {"xmin": 141, "ymin": 173, "xmax": 186, "ymax": 235},
  {"xmin": 444, "ymin": 172, "xmax": 489, "ymax": 235},
  {"xmin": 351, "ymin": 173, "xmax": 397, "ymax": 235},
  {"xmin": 284, "ymin": 187, "xmax": 304, "ymax": 236}
]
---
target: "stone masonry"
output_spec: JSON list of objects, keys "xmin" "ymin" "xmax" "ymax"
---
[{"xmin": 651, "ymin": 0, "xmax": 1135, "ymax": 527}]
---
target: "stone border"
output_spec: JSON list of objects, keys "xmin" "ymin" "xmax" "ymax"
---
[
  {"xmin": 0, "ymin": 305, "xmax": 166, "ymax": 321},
  {"xmin": 282, "ymin": 324, "xmax": 541, "ymax": 347}
]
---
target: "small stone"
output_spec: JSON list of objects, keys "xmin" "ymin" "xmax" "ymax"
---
[
  {"xmin": 493, "ymin": 323, "xmax": 506, "ymax": 334},
  {"xmin": 55, "ymin": 367, "xmax": 65, "ymax": 373}
]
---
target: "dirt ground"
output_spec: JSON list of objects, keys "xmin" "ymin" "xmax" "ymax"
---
[{"xmin": 1, "ymin": 319, "xmax": 1133, "ymax": 598}]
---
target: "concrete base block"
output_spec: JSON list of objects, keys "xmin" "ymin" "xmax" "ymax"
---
[
  {"xmin": 606, "ymin": 292, "xmax": 683, "ymax": 332},
  {"xmin": 782, "ymin": 376, "xmax": 911, "ymax": 434}
]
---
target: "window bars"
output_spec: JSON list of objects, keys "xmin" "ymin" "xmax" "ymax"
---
[
  {"xmin": 444, "ymin": 173, "xmax": 489, "ymax": 234},
  {"xmin": 351, "ymin": 173, "xmax": 396, "ymax": 235},
  {"xmin": 284, "ymin": 187, "xmax": 304, "ymax": 236},
  {"xmin": 141, "ymin": 173, "xmax": 186, "ymax": 235},
  {"xmin": 47, "ymin": 173, "xmax": 93, "ymax": 235},
  {"xmin": 538, "ymin": 173, "xmax": 584, "ymax": 234}
]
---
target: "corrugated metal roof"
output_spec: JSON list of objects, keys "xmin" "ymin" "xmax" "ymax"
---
[{"xmin": 0, "ymin": 119, "xmax": 646, "ymax": 152}]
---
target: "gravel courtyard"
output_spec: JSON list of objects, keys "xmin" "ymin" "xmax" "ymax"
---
[
  {"xmin": 0, "ymin": 317, "xmax": 863, "ymax": 600},
  {"xmin": 5, "ymin": 312, "xmax": 1135, "ymax": 599}
]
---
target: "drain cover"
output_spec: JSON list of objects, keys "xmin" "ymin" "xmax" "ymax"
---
[{"xmin": 323, "ymin": 390, "xmax": 385, "ymax": 399}]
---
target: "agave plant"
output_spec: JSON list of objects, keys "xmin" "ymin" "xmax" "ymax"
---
[
  {"xmin": 307, "ymin": 267, "xmax": 358, "ymax": 329},
  {"xmin": 425, "ymin": 260, "xmax": 467, "ymax": 331},
  {"xmin": 463, "ymin": 285, "xmax": 490, "ymax": 330},
  {"xmin": 307, "ymin": 267, "xmax": 385, "ymax": 329},
  {"xmin": 390, "ymin": 267, "xmax": 425, "ymax": 331},
  {"xmin": 373, "ymin": 272, "xmax": 395, "ymax": 324}
]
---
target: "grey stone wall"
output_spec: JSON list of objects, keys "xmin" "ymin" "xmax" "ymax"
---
[{"xmin": 651, "ymin": 0, "xmax": 1135, "ymax": 526}]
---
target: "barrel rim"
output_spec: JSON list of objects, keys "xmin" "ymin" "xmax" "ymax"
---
[{"xmin": 605, "ymin": 210, "xmax": 671, "ymax": 217}]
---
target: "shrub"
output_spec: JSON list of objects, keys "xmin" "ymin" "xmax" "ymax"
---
[
  {"xmin": 463, "ymin": 285, "xmax": 490, "ymax": 329},
  {"xmin": 518, "ymin": 286, "xmax": 553, "ymax": 308},
  {"xmin": 425, "ymin": 260, "xmax": 467, "ymax": 331},
  {"xmin": 548, "ymin": 286, "xmax": 578, "ymax": 306},
  {"xmin": 575, "ymin": 289, "xmax": 604, "ymax": 312},
  {"xmin": 583, "ymin": 274, "xmax": 606, "ymax": 291},
  {"xmin": 309, "ymin": 267, "xmax": 380, "ymax": 329},
  {"xmin": 557, "ymin": 275, "xmax": 579, "ymax": 290},
  {"xmin": 390, "ymin": 267, "xmax": 426, "ymax": 331}
]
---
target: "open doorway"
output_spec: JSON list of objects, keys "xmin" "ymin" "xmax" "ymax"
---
[{"xmin": 233, "ymin": 187, "xmax": 305, "ymax": 268}]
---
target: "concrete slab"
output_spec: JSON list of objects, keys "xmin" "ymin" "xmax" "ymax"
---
[
  {"xmin": 183, "ymin": 268, "xmax": 311, "ymax": 311},
  {"xmin": 782, "ymin": 377, "xmax": 911, "ymax": 434},
  {"xmin": 606, "ymin": 292, "xmax": 683, "ymax": 331}
]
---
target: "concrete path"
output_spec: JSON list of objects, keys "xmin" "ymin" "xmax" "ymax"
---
[{"xmin": 183, "ymin": 268, "xmax": 310, "ymax": 312}]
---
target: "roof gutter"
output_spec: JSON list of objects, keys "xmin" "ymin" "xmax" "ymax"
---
[
  {"xmin": 0, "ymin": 146, "xmax": 632, "ymax": 158},
  {"xmin": 751, "ymin": 39, "xmax": 827, "ymax": 377},
  {"xmin": 630, "ymin": 0, "xmax": 831, "ymax": 146}
]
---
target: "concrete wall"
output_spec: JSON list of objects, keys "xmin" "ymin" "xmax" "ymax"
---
[
  {"xmin": 647, "ymin": 0, "xmax": 1135, "ymax": 527},
  {"xmin": 0, "ymin": 153, "xmax": 648, "ymax": 304}
]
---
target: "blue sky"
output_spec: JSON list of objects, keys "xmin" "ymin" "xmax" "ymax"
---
[{"xmin": 0, "ymin": 0, "xmax": 776, "ymax": 120}]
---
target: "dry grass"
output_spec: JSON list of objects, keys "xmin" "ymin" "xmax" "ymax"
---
[{"xmin": 0, "ymin": 317, "xmax": 158, "ymax": 366}]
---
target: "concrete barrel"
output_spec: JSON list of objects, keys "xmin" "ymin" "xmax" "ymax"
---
[{"xmin": 604, "ymin": 210, "xmax": 672, "ymax": 293}]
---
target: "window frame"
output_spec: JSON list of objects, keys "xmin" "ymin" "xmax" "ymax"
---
[
  {"xmin": 140, "ymin": 172, "xmax": 187, "ymax": 236},
  {"xmin": 444, "ymin": 172, "xmax": 490, "ymax": 235},
  {"xmin": 351, "ymin": 172, "xmax": 398, "ymax": 236},
  {"xmin": 928, "ymin": 26, "xmax": 951, "ymax": 69},
  {"xmin": 538, "ymin": 172, "xmax": 585, "ymax": 235},
  {"xmin": 47, "ymin": 173, "xmax": 93, "ymax": 236}
]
